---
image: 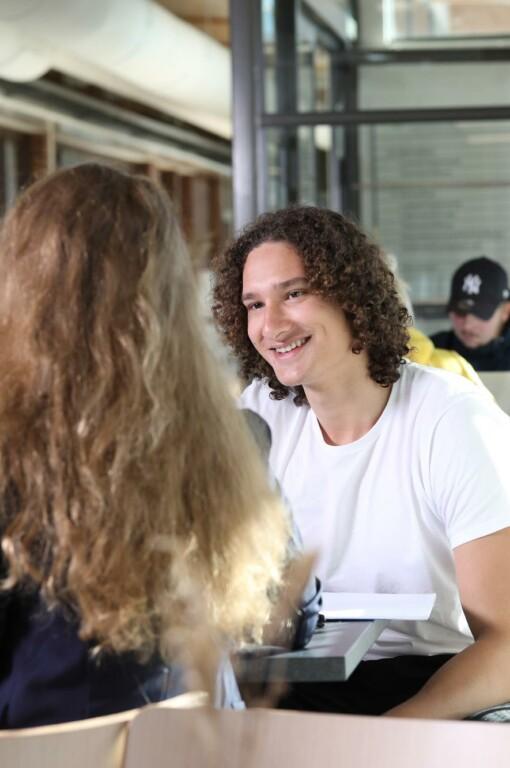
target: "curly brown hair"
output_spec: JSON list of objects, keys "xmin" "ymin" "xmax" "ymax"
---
[{"xmin": 213, "ymin": 206, "xmax": 410, "ymax": 405}]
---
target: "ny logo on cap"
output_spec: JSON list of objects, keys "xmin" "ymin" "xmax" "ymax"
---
[{"xmin": 462, "ymin": 273, "xmax": 482, "ymax": 295}]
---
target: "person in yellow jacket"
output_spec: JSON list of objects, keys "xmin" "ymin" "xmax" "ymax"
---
[
  {"xmin": 407, "ymin": 326, "xmax": 484, "ymax": 386},
  {"xmin": 382, "ymin": 253, "xmax": 485, "ymax": 387}
]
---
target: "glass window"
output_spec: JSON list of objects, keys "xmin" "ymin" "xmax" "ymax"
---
[
  {"xmin": 261, "ymin": 0, "xmax": 354, "ymax": 114},
  {"xmin": 358, "ymin": 0, "xmax": 510, "ymax": 48},
  {"xmin": 265, "ymin": 125, "xmax": 345, "ymax": 210},
  {"xmin": 359, "ymin": 61, "xmax": 510, "ymax": 110},
  {"xmin": 386, "ymin": 0, "xmax": 510, "ymax": 43},
  {"xmin": 358, "ymin": 120, "xmax": 510, "ymax": 328}
]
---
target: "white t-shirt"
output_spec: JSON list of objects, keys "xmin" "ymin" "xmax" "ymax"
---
[{"xmin": 241, "ymin": 363, "xmax": 510, "ymax": 659}]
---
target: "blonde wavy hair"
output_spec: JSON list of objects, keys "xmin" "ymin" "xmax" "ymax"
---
[{"xmin": 0, "ymin": 163, "xmax": 289, "ymax": 658}]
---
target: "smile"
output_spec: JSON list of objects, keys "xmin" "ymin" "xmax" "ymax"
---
[{"xmin": 272, "ymin": 337, "xmax": 310, "ymax": 354}]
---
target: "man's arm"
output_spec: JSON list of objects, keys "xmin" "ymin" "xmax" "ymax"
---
[{"xmin": 386, "ymin": 526, "xmax": 510, "ymax": 719}]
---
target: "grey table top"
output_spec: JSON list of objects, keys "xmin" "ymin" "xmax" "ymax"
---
[{"xmin": 237, "ymin": 619, "xmax": 387, "ymax": 683}]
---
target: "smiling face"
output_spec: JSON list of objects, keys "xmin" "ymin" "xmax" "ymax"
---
[
  {"xmin": 242, "ymin": 241, "xmax": 364, "ymax": 393},
  {"xmin": 449, "ymin": 304, "xmax": 510, "ymax": 349}
]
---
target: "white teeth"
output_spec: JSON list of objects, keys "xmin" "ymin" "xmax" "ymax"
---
[{"xmin": 275, "ymin": 338, "xmax": 307, "ymax": 354}]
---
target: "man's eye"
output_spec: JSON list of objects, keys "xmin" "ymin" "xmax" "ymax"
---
[
  {"xmin": 245, "ymin": 301, "xmax": 263, "ymax": 311},
  {"xmin": 287, "ymin": 289, "xmax": 305, "ymax": 299}
]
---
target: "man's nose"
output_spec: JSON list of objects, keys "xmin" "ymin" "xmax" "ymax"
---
[
  {"xmin": 462, "ymin": 313, "xmax": 477, "ymax": 329},
  {"xmin": 262, "ymin": 302, "xmax": 288, "ymax": 338}
]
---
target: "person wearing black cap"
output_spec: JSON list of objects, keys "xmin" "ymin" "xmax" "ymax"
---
[{"xmin": 431, "ymin": 257, "xmax": 510, "ymax": 371}]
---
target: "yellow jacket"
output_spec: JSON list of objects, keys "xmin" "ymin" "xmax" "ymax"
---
[{"xmin": 407, "ymin": 327, "xmax": 484, "ymax": 387}]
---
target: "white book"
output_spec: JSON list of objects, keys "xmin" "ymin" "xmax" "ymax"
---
[{"xmin": 322, "ymin": 592, "xmax": 436, "ymax": 621}]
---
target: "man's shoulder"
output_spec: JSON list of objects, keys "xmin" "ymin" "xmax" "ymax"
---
[
  {"xmin": 391, "ymin": 365, "xmax": 507, "ymax": 472},
  {"xmin": 493, "ymin": 323, "xmax": 510, "ymax": 364},
  {"xmin": 429, "ymin": 328, "xmax": 455, "ymax": 348},
  {"xmin": 399, "ymin": 361, "xmax": 486, "ymax": 410},
  {"xmin": 240, "ymin": 379, "xmax": 303, "ymax": 431},
  {"xmin": 240, "ymin": 377, "xmax": 271, "ymax": 410},
  {"xmin": 241, "ymin": 378, "xmax": 292, "ymax": 412}
]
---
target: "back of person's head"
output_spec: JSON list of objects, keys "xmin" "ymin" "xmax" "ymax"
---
[{"xmin": 0, "ymin": 163, "xmax": 288, "ymax": 660}]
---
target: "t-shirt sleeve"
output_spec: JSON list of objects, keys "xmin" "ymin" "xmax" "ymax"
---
[
  {"xmin": 239, "ymin": 379, "xmax": 282, "ymax": 439},
  {"xmin": 239, "ymin": 378, "xmax": 266, "ymax": 412},
  {"xmin": 429, "ymin": 394, "xmax": 510, "ymax": 549}
]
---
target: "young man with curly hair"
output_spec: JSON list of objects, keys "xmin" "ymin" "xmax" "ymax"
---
[{"xmin": 213, "ymin": 206, "xmax": 510, "ymax": 721}]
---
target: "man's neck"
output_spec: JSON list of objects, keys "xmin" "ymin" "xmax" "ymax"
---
[{"xmin": 304, "ymin": 365, "xmax": 392, "ymax": 447}]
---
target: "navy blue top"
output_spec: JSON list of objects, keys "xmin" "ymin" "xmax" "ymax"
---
[
  {"xmin": 0, "ymin": 590, "xmax": 180, "ymax": 729},
  {"xmin": 431, "ymin": 323, "xmax": 510, "ymax": 371},
  {"xmin": 0, "ymin": 583, "xmax": 319, "ymax": 729}
]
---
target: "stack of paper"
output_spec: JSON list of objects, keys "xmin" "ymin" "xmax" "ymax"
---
[{"xmin": 322, "ymin": 592, "xmax": 436, "ymax": 620}]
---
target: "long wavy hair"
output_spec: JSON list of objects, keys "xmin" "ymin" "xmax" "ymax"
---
[
  {"xmin": 213, "ymin": 206, "xmax": 410, "ymax": 405},
  {"xmin": 0, "ymin": 163, "xmax": 289, "ymax": 658}
]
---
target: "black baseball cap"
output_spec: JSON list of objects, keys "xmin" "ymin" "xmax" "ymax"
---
[{"xmin": 447, "ymin": 256, "xmax": 510, "ymax": 321}]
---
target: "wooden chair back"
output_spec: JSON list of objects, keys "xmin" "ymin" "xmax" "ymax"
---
[
  {"xmin": 0, "ymin": 690, "xmax": 207, "ymax": 768},
  {"xmin": 124, "ymin": 706, "xmax": 510, "ymax": 768},
  {"xmin": 0, "ymin": 708, "xmax": 136, "ymax": 768}
]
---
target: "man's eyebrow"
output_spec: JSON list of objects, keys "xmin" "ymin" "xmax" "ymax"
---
[
  {"xmin": 279, "ymin": 277, "xmax": 308, "ymax": 289},
  {"xmin": 242, "ymin": 277, "xmax": 307, "ymax": 302}
]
